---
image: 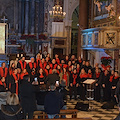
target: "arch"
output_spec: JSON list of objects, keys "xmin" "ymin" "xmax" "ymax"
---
[{"xmin": 69, "ymin": 1, "xmax": 79, "ymax": 20}]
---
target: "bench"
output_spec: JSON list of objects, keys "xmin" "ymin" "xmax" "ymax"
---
[{"xmin": 33, "ymin": 109, "xmax": 78, "ymax": 119}]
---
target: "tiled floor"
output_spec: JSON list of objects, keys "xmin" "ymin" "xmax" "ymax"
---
[{"xmin": 66, "ymin": 98, "xmax": 119, "ymax": 120}]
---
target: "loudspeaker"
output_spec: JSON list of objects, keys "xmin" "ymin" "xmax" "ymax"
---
[{"xmin": 75, "ymin": 102, "xmax": 89, "ymax": 111}]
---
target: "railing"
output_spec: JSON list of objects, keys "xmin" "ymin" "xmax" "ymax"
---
[{"xmin": 81, "ymin": 27, "xmax": 120, "ymax": 49}]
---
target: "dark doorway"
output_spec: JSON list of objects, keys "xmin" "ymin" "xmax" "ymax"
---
[{"xmin": 53, "ymin": 48, "xmax": 63, "ymax": 59}]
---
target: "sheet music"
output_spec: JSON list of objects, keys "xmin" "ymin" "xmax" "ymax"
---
[{"xmin": 83, "ymin": 79, "xmax": 96, "ymax": 84}]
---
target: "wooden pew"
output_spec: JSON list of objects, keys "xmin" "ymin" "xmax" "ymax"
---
[{"xmin": 33, "ymin": 109, "xmax": 79, "ymax": 119}]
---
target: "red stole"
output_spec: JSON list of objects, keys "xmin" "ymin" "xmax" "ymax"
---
[
  {"xmin": 114, "ymin": 76, "xmax": 119, "ymax": 80},
  {"xmin": 77, "ymin": 68, "xmax": 80, "ymax": 73},
  {"xmin": 109, "ymin": 74, "xmax": 114, "ymax": 82},
  {"xmin": 12, "ymin": 73, "xmax": 20, "ymax": 95},
  {"xmin": 19, "ymin": 61, "xmax": 27, "ymax": 70},
  {"xmin": 78, "ymin": 60, "xmax": 82, "ymax": 63},
  {"xmin": 36, "ymin": 59, "xmax": 41, "ymax": 67},
  {"xmin": 80, "ymin": 73, "xmax": 88, "ymax": 78},
  {"xmin": 56, "ymin": 58, "xmax": 60, "ymax": 64},
  {"xmin": 0, "ymin": 67, "xmax": 8, "ymax": 78},
  {"xmin": 39, "ymin": 73, "xmax": 44, "ymax": 78},
  {"xmin": 9, "ymin": 67, "xmax": 14, "ymax": 76},
  {"xmin": 73, "ymin": 74, "xmax": 77, "ymax": 85},
  {"xmin": 45, "ymin": 69, "xmax": 52, "ymax": 76},
  {"xmin": 40, "ymin": 62, "xmax": 47, "ymax": 70},
  {"xmin": 0, "ymin": 81, "xmax": 6, "ymax": 88},
  {"xmin": 88, "ymin": 73, "xmax": 92, "ymax": 78},
  {"xmin": 62, "ymin": 73, "xmax": 68, "ymax": 86},
  {"xmin": 21, "ymin": 72, "xmax": 28, "ymax": 79},
  {"xmin": 96, "ymin": 72, "xmax": 100, "ymax": 78},
  {"xmin": 29, "ymin": 62, "xmax": 36, "ymax": 69}
]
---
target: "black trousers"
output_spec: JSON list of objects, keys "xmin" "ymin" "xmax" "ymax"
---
[
  {"xmin": 94, "ymin": 85, "xmax": 101, "ymax": 101},
  {"xmin": 69, "ymin": 85, "xmax": 77, "ymax": 99}
]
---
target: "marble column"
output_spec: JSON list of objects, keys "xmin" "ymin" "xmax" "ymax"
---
[
  {"xmin": 24, "ymin": 0, "xmax": 29, "ymax": 34},
  {"xmin": 31, "ymin": 0, "xmax": 35, "ymax": 34},
  {"xmin": 77, "ymin": 0, "xmax": 88, "ymax": 58},
  {"xmin": 18, "ymin": 0, "xmax": 22, "ymax": 36}
]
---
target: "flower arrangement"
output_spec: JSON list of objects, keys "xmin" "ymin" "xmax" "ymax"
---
[{"xmin": 101, "ymin": 56, "xmax": 112, "ymax": 70}]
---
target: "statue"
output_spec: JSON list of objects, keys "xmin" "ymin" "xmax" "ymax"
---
[{"xmin": 94, "ymin": 0, "xmax": 102, "ymax": 12}]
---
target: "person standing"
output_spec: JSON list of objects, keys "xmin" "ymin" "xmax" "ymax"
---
[{"xmin": 19, "ymin": 75, "xmax": 36, "ymax": 119}]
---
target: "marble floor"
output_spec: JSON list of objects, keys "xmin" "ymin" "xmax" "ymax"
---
[{"xmin": 66, "ymin": 98, "xmax": 119, "ymax": 120}]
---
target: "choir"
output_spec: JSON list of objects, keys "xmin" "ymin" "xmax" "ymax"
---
[{"xmin": 0, "ymin": 53, "xmax": 119, "ymax": 103}]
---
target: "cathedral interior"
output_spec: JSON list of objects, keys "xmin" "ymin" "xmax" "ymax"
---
[{"xmin": 0, "ymin": 0, "xmax": 120, "ymax": 120}]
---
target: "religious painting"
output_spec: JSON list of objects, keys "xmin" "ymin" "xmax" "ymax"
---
[
  {"xmin": 94, "ymin": 0, "xmax": 112, "ymax": 17},
  {"xmin": 104, "ymin": 31, "xmax": 116, "ymax": 47},
  {"xmin": 94, "ymin": 32, "xmax": 99, "ymax": 46},
  {"xmin": 88, "ymin": 33, "xmax": 92, "ymax": 46}
]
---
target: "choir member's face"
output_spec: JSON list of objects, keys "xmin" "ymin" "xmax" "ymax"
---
[
  {"xmin": 78, "ymin": 56, "xmax": 81, "ymax": 60},
  {"xmin": 46, "ymin": 65, "xmax": 50, "ymax": 69},
  {"xmin": 63, "ymin": 68, "xmax": 66, "ymax": 73},
  {"xmin": 86, "ymin": 62, "xmax": 89, "ymax": 66},
  {"xmin": 71, "ymin": 55, "xmax": 75, "ymax": 59},
  {"xmin": 57, "ymin": 65, "xmax": 61, "ymax": 69},
  {"xmin": 111, "ymin": 70, "xmax": 114, "ymax": 75},
  {"xmin": 82, "ymin": 61, "xmax": 85, "ymax": 65},
  {"xmin": 73, "ymin": 69, "xmax": 77, "ymax": 74},
  {"xmin": 72, "ymin": 60, "xmax": 75, "ymax": 64},
  {"xmin": 95, "ymin": 68, "xmax": 99, "ymax": 73},
  {"xmin": 52, "ymin": 59, "xmax": 56, "ymax": 64},
  {"xmin": 41, "ymin": 58, "xmax": 45, "ymax": 63},
  {"xmin": 66, "ymin": 56, "xmax": 68, "ymax": 60},
  {"xmin": 104, "ymin": 70, "xmax": 108, "ymax": 75},
  {"xmin": 1, "ymin": 77, "xmax": 5, "ymax": 82},
  {"xmin": 95, "ymin": 63, "xmax": 99, "ymax": 67},
  {"xmin": 69, "ymin": 67, "xmax": 72, "ymax": 71},
  {"xmin": 115, "ymin": 72, "xmax": 118, "ymax": 77},
  {"xmin": 81, "ymin": 69, "xmax": 85, "ymax": 74},
  {"xmin": 17, "ymin": 68, "xmax": 21, "ymax": 73},
  {"xmin": 22, "ymin": 57, "xmax": 25, "ymax": 61},
  {"xmin": 107, "ymin": 67, "xmax": 110, "ymax": 71},
  {"xmin": 47, "ymin": 53, "xmax": 50, "ymax": 57},
  {"xmin": 12, "ymin": 63, "xmax": 15, "ymax": 68},
  {"xmin": 14, "ymin": 69, "xmax": 18, "ymax": 74},
  {"xmin": 37, "ymin": 55, "xmax": 40, "ymax": 59},
  {"xmin": 55, "ymin": 54, "xmax": 58, "ymax": 58},
  {"xmin": 39, "ymin": 69, "xmax": 43, "ymax": 73},
  {"xmin": 77, "ymin": 64, "xmax": 80, "ymax": 68},
  {"xmin": 31, "ymin": 58, "xmax": 34, "ymax": 63},
  {"xmin": 61, "ymin": 60, "xmax": 64, "ymax": 64},
  {"xmin": 68, "ymin": 61, "xmax": 71, "ymax": 66},
  {"xmin": 2, "ymin": 63, "xmax": 5, "ymax": 68},
  {"xmin": 46, "ymin": 57, "xmax": 49, "ymax": 62},
  {"xmin": 88, "ymin": 69, "xmax": 92, "ymax": 73}
]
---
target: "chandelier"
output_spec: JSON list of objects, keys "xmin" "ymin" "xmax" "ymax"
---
[{"xmin": 49, "ymin": 0, "xmax": 66, "ymax": 19}]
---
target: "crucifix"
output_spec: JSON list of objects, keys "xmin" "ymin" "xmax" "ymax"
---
[{"xmin": 1, "ymin": 16, "xmax": 8, "ymax": 23}]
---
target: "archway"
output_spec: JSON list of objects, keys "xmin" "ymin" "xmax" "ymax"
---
[{"xmin": 71, "ymin": 5, "xmax": 79, "ymax": 56}]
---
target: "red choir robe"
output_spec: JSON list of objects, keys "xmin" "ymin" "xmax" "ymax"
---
[
  {"xmin": 44, "ymin": 69, "xmax": 52, "ymax": 76},
  {"xmin": 28, "ymin": 62, "xmax": 37, "ymax": 75},
  {"xmin": 59, "ymin": 64, "xmax": 68, "ymax": 69},
  {"xmin": 55, "ymin": 58, "xmax": 60, "ymax": 64},
  {"xmin": 109, "ymin": 74, "xmax": 115, "ymax": 82},
  {"xmin": 50, "ymin": 64, "xmax": 57, "ymax": 69},
  {"xmin": 36, "ymin": 59, "xmax": 41, "ymax": 67},
  {"xmin": 88, "ymin": 73, "xmax": 92, "ymax": 78},
  {"xmin": 39, "ymin": 62, "xmax": 47, "ymax": 70},
  {"xmin": 21, "ymin": 72, "xmax": 29, "ymax": 80},
  {"xmin": 11, "ymin": 73, "xmax": 20, "ymax": 95},
  {"xmin": 18, "ymin": 60, "xmax": 27, "ymax": 71},
  {"xmin": 0, "ymin": 67, "xmax": 8, "ymax": 78},
  {"xmin": 0, "ymin": 80, "xmax": 6, "ymax": 88}
]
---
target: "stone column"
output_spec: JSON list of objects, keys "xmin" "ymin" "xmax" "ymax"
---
[
  {"xmin": 18, "ymin": 0, "xmax": 22, "ymax": 36},
  {"xmin": 24, "ymin": 0, "xmax": 29, "ymax": 34},
  {"xmin": 31, "ymin": 0, "xmax": 35, "ymax": 34},
  {"xmin": 77, "ymin": 0, "xmax": 88, "ymax": 58}
]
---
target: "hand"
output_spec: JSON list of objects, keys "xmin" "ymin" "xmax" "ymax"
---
[
  {"xmin": 83, "ymin": 84, "xmax": 85, "ymax": 87},
  {"xmin": 15, "ymin": 80, "xmax": 18, "ymax": 83},
  {"xmin": 76, "ymin": 83, "xmax": 79, "ymax": 87},
  {"xmin": 96, "ymin": 83, "xmax": 98, "ymax": 86},
  {"xmin": 102, "ymin": 84, "xmax": 105, "ymax": 88},
  {"xmin": 114, "ymin": 95, "xmax": 117, "ymax": 98},
  {"xmin": 40, "ymin": 82, "xmax": 44, "ymax": 85},
  {"xmin": 70, "ymin": 83, "xmax": 73, "ymax": 87},
  {"xmin": 112, "ymin": 86, "xmax": 116, "ymax": 89},
  {"xmin": 6, "ymin": 88, "xmax": 8, "ymax": 90}
]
